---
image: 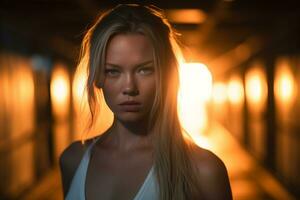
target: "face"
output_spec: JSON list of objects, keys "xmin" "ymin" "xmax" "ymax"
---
[{"xmin": 100, "ymin": 33, "xmax": 156, "ymax": 123}]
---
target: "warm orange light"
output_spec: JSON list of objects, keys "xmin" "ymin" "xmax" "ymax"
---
[
  {"xmin": 227, "ymin": 76, "xmax": 244, "ymax": 105},
  {"xmin": 178, "ymin": 62, "xmax": 212, "ymax": 148},
  {"xmin": 50, "ymin": 64, "xmax": 70, "ymax": 121},
  {"xmin": 245, "ymin": 64, "xmax": 268, "ymax": 112},
  {"xmin": 72, "ymin": 65, "xmax": 113, "ymax": 139},
  {"xmin": 166, "ymin": 9, "xmax": 207, "ymax": 24},
  {"xmin": 9, "ymin": 57, "xmax": 36, "ymax": 138},
  {"xmin": 179, "ymin": 62, "xmax": 212, "ymax": 103},
  {"xmin": 274, "ymin": 59, "xmax": 296, "ymax": 106},
  {"xmin": 235, "ymin": 44, "xmax": 251, "ymax": 61},
  {"xmin": 72, "ymin": 65, "xmax": 88, "ymax": 114},
  {"xmin": 0, "ymin": 55, "xmax": 36, "ymax": 191},
  {"xmin": 212, "ymin": 83, "xmax": 228, "ymax": 104}
]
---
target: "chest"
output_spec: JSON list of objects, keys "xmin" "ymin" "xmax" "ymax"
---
[{"xmin": 85, "ymin": 149, "xmax": 153, "ymax": 200}]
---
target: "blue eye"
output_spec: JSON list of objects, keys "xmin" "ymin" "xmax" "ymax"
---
[
  {"xmin": 104, "ymin": 69, "xmax": 120, "ymax": 76},
  {"xmin": 138, "ymin": 67, "xmax": 154, "ymax": 75}
]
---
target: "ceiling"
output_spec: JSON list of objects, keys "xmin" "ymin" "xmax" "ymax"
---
[{"xmin": 1, "ymin": 0, "xmax": 300, "ymax": 76}]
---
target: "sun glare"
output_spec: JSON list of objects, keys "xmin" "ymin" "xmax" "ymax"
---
[
  {"xmin": 178, "ymin": 62, "xmax": 212, "ymax": 149},
  {"xmin": 212, "ymin": 83, "xmax": 228, "ymax": 104}
]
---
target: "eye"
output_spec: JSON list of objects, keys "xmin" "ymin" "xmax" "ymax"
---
[
  {"xmin": 104, "ymin": 69, "xmax": 120, "ymax": 77},
  {"xmin": 138, "ymin": 67, "xmax": 154, "ymax": 75}
]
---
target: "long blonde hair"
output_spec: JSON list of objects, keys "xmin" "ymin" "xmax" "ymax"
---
[{"xmin": 78, "ymin": 4, "xmax": 203, "ymax": 199}]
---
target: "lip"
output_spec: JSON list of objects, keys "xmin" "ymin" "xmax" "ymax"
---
[
  {"xmin": 119, "ymin": 101, "xmax": 141, "ymax": 105},
  {"xmin": 119, "ymin": 101, "xmax": 141, "ymax": 112}
]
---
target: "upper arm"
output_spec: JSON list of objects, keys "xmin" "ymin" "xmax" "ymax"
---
[
  {"xmin": 192, "ymin": 147, "xmax": 232, "ymax": 200},
  {"xmin": 59, "ymin": 141, "xmax": 86, "ymax": 197}
]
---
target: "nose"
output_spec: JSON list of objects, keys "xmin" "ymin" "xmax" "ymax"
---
[{"xmin": 122, "ymin": 73, "xmax": 139, "ymax": 96}]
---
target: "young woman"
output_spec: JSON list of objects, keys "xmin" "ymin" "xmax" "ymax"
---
[{"xmin": 59, "ymin": 4, "xmax": 232, "ymax": 200}]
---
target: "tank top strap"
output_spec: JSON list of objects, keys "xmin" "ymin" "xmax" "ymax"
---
[
  {"xmin": 65, "ymin": 136, "xmax": 101, "ymax": 200},
  {"xmin": 66, "ymin": 134, "xmax": 160, "ymax": 200},
  {"xmin": 133, "ymin": 165, "xmax": 160, "ymax": 200}
]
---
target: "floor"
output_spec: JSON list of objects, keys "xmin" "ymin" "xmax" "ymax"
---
[{"xmin": 22, "ymin": 122, "xmax": 297, "ymax": 200}]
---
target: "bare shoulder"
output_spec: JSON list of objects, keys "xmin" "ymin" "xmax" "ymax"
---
[
  {"xmin": 59, "ymin": 138, "xmax": 94, "ymax": 196},
  {"xmin": 190, "ymin": 145, "xmax": 227, "ymax": 175},
  {"xmin": 190, "ymin": 145, "xmax": 233, "ymax": 200}
]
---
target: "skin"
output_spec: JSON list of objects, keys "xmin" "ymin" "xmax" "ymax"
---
[{"xmin": 59, "ymin": 33, "xmax": 232, "ymax": 200}]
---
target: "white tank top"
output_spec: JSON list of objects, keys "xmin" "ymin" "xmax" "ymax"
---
[{"xmin": 65, "ymin": 137, "xmax": 159, "ymax": 200}]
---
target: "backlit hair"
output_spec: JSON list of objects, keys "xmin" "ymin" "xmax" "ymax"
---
[{"xmin": 77, "ymin": 4, "xmax": 203, "ymax": 199}]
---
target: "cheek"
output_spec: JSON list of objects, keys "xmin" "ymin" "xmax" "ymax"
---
[
  {"xmin": 141, "ymin": 78, "xmax": 156, "ymax": 103},
  {"xmin": 102, "ymin": 83, "xmax": 119, "ymax": 108}
]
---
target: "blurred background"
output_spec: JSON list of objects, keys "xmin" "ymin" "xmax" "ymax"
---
[{"xmin": 0, "ymin": 0, "xmax": 299, "ymax": 199}]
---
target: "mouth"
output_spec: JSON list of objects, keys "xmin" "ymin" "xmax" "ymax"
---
[
  {"xmin": 119, "ymin": 101, "xmax": 141, "ymax": 112},
  {"xmin": 119, "ymin": 101, "xmax": 140, "ymax": 105}
]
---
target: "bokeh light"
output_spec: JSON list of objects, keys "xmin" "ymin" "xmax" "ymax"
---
[
  {"xmin": 227, "ymin": 76, "xmax": 244, "ymax": 105},
  {"xmin": 274, "ymin": 59, "xmax": 297, "ymax": 107},
  {"xmin": 245, "ymin": 64, "xmax": 268, "ymax": 113},
  {"xmin": 50, "ymin": 64, "xmax": 70, "ymax": 121}
]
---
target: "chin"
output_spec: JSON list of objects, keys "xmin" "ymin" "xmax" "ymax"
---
[{"xmin": 116, "ymin": 112, "xmax": 148, "ymax": 124}]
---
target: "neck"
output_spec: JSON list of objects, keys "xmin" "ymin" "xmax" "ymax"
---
[{"xmin": 106, "ymin": 118, "xmax": 154, "ymax": 151}]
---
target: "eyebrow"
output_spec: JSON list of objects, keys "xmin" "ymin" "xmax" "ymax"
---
[{"xmin": 105, "ymin": 60, "xmax": 154, "ymax": 68}]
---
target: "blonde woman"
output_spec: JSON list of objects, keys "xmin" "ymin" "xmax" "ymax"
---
[{"xmin": 59, "ymin": 4, "xmax": 232, "ymax": 200}]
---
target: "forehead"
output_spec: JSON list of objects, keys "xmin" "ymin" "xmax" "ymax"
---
[{"xmin": 105, "ymin": 33, "xmax": 154, "ymax": 67}]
